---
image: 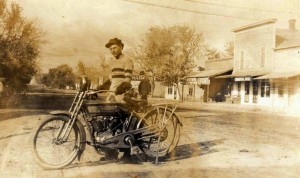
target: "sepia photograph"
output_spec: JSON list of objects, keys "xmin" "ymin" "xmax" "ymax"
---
[{"xmin": 1, "ymin": 0, "xmax": 300, "ymax": 177}]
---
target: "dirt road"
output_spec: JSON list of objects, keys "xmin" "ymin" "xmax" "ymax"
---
[{"xmin": 1, "ymin": 108, "xmax": 300, "ymax": 178}]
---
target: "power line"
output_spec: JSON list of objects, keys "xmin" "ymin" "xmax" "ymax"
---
[
  {"xmin": 123, "ymin": 0, "xmax": 258, "ymax": 20},
  {"xmin": 185, "ymin": 0, "xmax": 298, "ymax": 14}
]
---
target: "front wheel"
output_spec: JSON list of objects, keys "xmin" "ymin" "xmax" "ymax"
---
[{"xmin": 32, "ymin": 116, "xmax": 82, "ymax": 169}]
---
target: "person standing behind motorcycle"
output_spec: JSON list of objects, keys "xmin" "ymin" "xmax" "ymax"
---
[{"xmin": 138, "ymin": 71, "xmax": 151, "ymax": 100}]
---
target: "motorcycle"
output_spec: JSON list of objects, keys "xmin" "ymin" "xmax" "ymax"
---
[{"xmin": 32, "ymin": 80, "xmax": 182, "ymax": 169}]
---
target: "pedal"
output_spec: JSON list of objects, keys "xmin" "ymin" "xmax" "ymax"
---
[{"xmin": 130, "ymin": 146, "xmax": 140, "ymax": 155}]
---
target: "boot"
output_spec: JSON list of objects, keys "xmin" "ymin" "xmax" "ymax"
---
[{"xmin": 100, "ymin": 149, "xmax": 119, "ymax": 161}]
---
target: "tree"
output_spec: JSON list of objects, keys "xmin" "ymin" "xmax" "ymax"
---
[
  {"xmin": 129, "ymin": 25, "xmax": 206, "ymax": 99},
  {"xmin": 224, "ymin": 41, "xmax": 234, "ymax": 57},
  {"xmin": 42, "ymin": 64, "xmax": 75, "ymax": 89},
  {"xmin": 75, "ymin": 61, "xmax": 103, "ymax": 89},
  {"xmin": 76, "ymin": 60, "xmax": 86, "ymax": 76},
  {"xmin": 0, "ymin": 0, "xmax": 44, "ymax": 92},
  {"xmin": 205, "ymin": 46, "xmax": 222, "ymax": 60},
  {"xmin": 206, "ymin": 41, "xmax": 234, "ymax": 60}
]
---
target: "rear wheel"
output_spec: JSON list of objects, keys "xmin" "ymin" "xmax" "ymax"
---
[
  {"xmin": 138, "ymin": 108, "xmax": 180, "ymax": 158},
  {"xmin": 32, "ymin": 116, "xmax": 82, "ymax": 169}
]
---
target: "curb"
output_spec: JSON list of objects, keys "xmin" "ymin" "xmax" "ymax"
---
[{"xmin": 148, "ymin": 98, "xmax": 293, "ymax": 117}]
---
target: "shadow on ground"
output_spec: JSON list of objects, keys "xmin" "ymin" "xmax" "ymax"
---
[
  {"xmin": 163, "ymin": 138, "xmax": 225, "ymax": 162},
  {"xmin": 0, "ymin": 131, "xmax": 32, "ymax": 140},
  {"xmin": 63, "ymin": 139, "xmax": 225, "ymax": 169}
]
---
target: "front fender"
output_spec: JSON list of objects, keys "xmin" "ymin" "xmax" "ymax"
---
[
  {"xmin": 49, "ymin": 110, "xmax": 71, "ymax": 117},
  {"xmin": 48, "ymin": 110, "xmax": 86, "ymax": 161}
]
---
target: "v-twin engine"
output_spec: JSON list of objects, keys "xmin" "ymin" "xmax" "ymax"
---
[{"xmin": 91, "ymin": 116, "xmax": 123, "ymax": 143}]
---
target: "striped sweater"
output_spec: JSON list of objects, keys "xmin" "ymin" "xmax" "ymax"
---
[{"xmin": 108, "ymin": 54, "xmax": 133, "ymax": 92}]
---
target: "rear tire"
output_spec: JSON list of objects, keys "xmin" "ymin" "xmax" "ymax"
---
[
  {"xmin": 32, "ymin": 116, "xmax": 82, "ymax": 169},
  {"xmin": 138, "ymin": 108, "xmax": 181, "ymax": 158}
]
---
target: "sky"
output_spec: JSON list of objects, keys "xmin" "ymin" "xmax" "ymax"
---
[{"xmin": 12, "ymin": 0, "xmax": 300, "ymax": 72}]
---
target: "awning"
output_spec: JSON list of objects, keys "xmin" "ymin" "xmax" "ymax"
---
[
  {"xmin": 255, "ymin": 71, "xmax": 300, "ymax": 79},
  {"xmin": 187, "ymin": 68, "xmax": 232, "ymax": 78},
  {"xmin": 216, "ymin": 70, "xmax": 269, "ymax": 78}
]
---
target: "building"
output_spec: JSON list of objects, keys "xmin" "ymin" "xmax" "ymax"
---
[
  {"xmin": 165, "ymin": 84, "xmax": 181, "ymax": 100},
  {"xmin": 186, "ymin": 58, "xmax": 233, "ymax": 102},
  {"xmin": 218, "ymin": 19, "xmax": 300, "ymax": 114}
]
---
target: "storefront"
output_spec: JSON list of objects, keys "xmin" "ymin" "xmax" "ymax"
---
[
  {"xmin": 217, "ymin": 70, "xmax": 270, "ymax": 104},
  {"xmin": 255, "ymin": 71, "xmax": 300, "ymax": 113},
  {"xmin": 186, "ymin": 68, "xmax": 233, "ymax": 102},
  {"xmin": 232, "ymin": 79, "xmax": 271, "ymax": 105}
]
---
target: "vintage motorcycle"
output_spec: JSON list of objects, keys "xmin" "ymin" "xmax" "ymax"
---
[{"xmin": 32, "ymin": 80, "xmax": 182, "ymax": 169}]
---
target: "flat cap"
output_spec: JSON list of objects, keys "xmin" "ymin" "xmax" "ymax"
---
[{"xmin": 105, "ymin": 38, "xmax": 124, "ymax": 48}]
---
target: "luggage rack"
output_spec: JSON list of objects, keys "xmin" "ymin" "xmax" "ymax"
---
[{"xmin": 146, "ymin": 103, "xmax": 178, "ymax": 164}]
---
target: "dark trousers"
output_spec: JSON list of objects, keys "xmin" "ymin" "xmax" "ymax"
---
[{"xmin": 141, "ymin": 94, "xmax": 148, "ymax": 100}]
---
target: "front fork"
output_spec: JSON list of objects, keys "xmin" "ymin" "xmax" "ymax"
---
[
  {"xmin": 54, "ymin": 117, "xmax": 77, "ymax": 142},
  {"xmin": 53, "ymin": 91, "xmax": 87, "ymax": 144}
]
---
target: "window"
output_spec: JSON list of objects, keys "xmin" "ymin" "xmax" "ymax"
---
[
  {"xmin": 238, "ymin": 82, "xmax": 241, "ymax": 96},
  {"xmin": 240, "ymin": 51, "xmax": 244, "ymax": 70},
  {"xmin": 253, "ymin": 80, "xmax": 258, "ymax": 95},
  {"xmin": 261, "ymin": 47, "xmax": 265, "ymax": 67},
  {"xmin": 168, "ymin": 86, "xmax": 173, "ymax": 95},
  {"xmin": 261, "ymin": 80, "xmax": 270, "ymax": 98},
  {"xmin": 189, "ymin": 87, "xmax": 193, "ymax": 96}
]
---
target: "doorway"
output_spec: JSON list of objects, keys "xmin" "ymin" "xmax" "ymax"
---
[
  {"xmin": 253, "ymin": 80, "xmax": 258, "ymax": 103},
  {"xmin": 244, "ymin": 81, "xmax": 250, "ymax": 103}
]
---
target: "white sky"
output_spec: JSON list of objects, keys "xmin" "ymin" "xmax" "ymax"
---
[{"xmin": 12, "ymin": 0, "xmax": 300, "ymax": 72}]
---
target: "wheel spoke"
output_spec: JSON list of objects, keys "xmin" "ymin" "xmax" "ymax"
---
[
  {"xmin": 138, "ymin": 108, "xmax": 180, "ymax": 158},
  {"xmin": 33, "ymin": 117, "xmax": 80, "ymax": 169}
]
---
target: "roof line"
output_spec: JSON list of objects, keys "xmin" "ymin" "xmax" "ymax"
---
[
  {"xmin": 187, "ymin": 68, "xmax": 233, "ymax": 78},
  {"xmin": 206, "ymin": 57, "xmax": 233, "ymax": 62},
  {"xmin": 274, "ymin": 45, "xmax": 300, "ymax": 51},
  {"xmin": 232, "ymin": 19, "xmax": 277, "ymax": 32}
]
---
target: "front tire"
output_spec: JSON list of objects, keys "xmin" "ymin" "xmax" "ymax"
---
[{"xmin": 32, "ymin": 116, "xmax": 82, "ymax": 169}]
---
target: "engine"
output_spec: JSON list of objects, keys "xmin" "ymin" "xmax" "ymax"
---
[
  {"xmin": 85, "ymin": 103, "xmax": 133, "ymax": 144},
  {"xmin": 91, "ymin": 116, "xmax": 123, "ymax": 143}
]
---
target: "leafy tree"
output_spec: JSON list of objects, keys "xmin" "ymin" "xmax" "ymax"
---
[
  {"xmin": 0, "ymin": 0, "xmax": 43, "ymax": 92},
  {"xmin": 129, "ymin": 25, "xmax": 206, "ymax": 99},
  {"xmin": 42, "ymin": 64, "xmax": 75, "ymax": 89},
  {"xmin": 76, "ymin": 60, "xmax": 86, "ymax": 76},
  {"xmin": 206, "ymin": 41, "xmax": 234, "ymax": 60},
  {"xmin": 224, "ymin": 41, "xmax": 234, "ymax": 57},
  {"xmin": 206, "ymin": 46, "xmax": 222, "ymax": 60},
  {"xmin": 75, "ymin": 61, "xmax": 104, "ymax": 89}
]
